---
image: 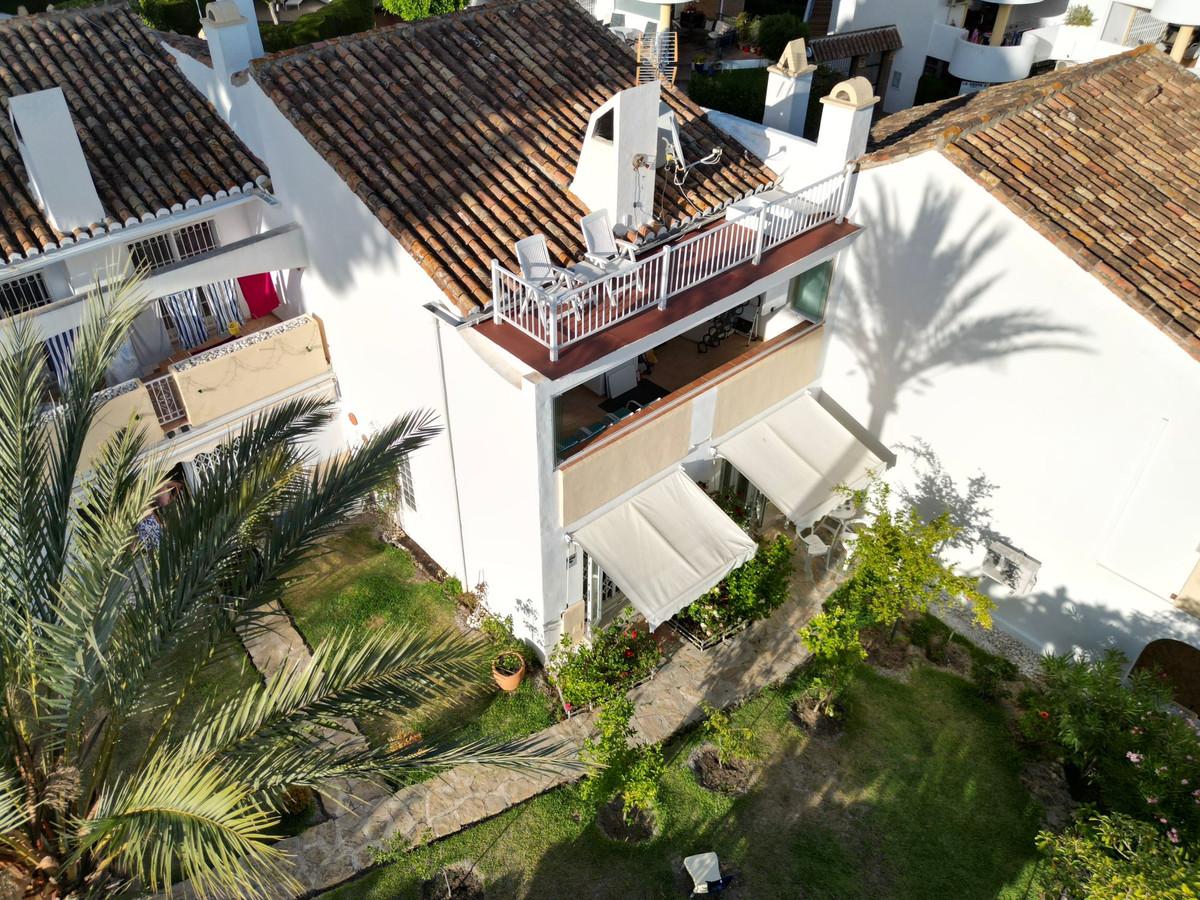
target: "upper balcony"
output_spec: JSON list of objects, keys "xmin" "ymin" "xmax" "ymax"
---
[
  {"xmin": 480, "ymin": 171, "xmax": 857, "ymax": 373},
  {"xmin": 76, "ymin": 314, "xmax": 333, "ymax": 469},
  {"xmin": 949, "ymin": 33, "xmax": 1037, "ymax": 84}
]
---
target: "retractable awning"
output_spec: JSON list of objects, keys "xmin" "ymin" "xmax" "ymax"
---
[
  {"xmin": 572, "ymin": 470, "xmax": 758, "ymax": 630},
  {"xmin": 718, "ymin": 394, "xmax": 882, "ymax": 527}
]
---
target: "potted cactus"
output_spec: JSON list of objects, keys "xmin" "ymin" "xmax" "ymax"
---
[{"xmin": 492, "ymin": 649, "xmax": 526, "ymax": 692}]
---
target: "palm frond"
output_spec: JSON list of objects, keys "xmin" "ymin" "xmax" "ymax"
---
[{"xmin": 78, "ymin": 753, "xmax": 295, "ymax": 900}]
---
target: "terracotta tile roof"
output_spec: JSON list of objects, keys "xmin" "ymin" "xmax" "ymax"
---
[
  {"xmin": 864, "ymin": 47, "xmax": 1200, "ymax": 359},
  {"xmin": 0, "ymin": 7, "xmax": 267, "ymax": 267},
  {"xmin": 808, "ymin": 25, "xmax": 902, "ymax": 64},
  {"xmin": 251, "ymin": 0, "xmax": 777, "ymax": 314},
  {"xmin": 155, "ymin": 30, "xmax": 213, "ymax": 67}
]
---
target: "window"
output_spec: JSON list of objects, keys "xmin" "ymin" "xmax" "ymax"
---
[
  {"xmin": 982, "ymin": 540, "xmax": 1040, "ymax": 594},
  {"xmin": 890, "ymin": 70, "xmax": 902, "ymax": 89},
  {"xmin": 787, "ymin": 260, "xmax": 833, "ymax": 322},
  {"xmin": 127, "ymin": 219, "xmax": 218, "ymax": 273},
  {"xmin": 0, "ymin": 271, "xmax": 52, "ymax": 317},
  {"xmin": 397, "ymin": 454, "xmax": 417, "ymax": 512}
]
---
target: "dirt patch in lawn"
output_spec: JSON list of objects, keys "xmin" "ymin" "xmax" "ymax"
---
[
  {"xmin": 597, "ymin": 797, "xmax": 658, "ymax": 844},
  {"xmin": 420, "ymin": 863, "xmax": 484, "ymax": 900},
  {"xmin": 790, "ymin": 698, "xmax": 846, "ymax": 739},
  {"xmin": 690, "ymin": 745, "xmax": 755, "ymax": 795}
]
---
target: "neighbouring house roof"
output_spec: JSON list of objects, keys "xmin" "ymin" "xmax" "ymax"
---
[
  {"xmin": 0, "ymin": 7, "xmax": 267, "ymax": 267},
  {"xmin": 808, "ymin": 25, "xmax": 902, "ymax": 64},
  {"xmin": 864, "ymin": 47, "xmax": 1200, "ymax": 359},
  {"xmin": 156, "ymin": 30, "xmax": 213, "ymax": 67},
  {"xmin": 251, "ymin": 0, "xmax": 778, "ymax": 315}
]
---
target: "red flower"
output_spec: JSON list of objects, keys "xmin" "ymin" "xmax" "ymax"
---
[
  {"xmin": 1038, "ymin": 710, "xmax": 1050, "ymax": 720},
  {"xmin": 624, "ymin": 649, "xmax": 634, "ymax": 658},
  {"xmin": 629, "ymin": 630, "xmax": 638, "ymax": 639}
]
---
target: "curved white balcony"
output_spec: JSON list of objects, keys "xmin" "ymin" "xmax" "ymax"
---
[{"xmin": 948, "ymin": 36, "xmax": 1036, "ymax": 84}]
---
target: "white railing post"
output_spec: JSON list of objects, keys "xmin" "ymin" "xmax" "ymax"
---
[
  {"xmin": 836, "ymin": 168, "xmax": 854, "ymax": 224},
  {"xmin": 752, "ymin": 205, "xmax": 766, "ymax": 264},
  {"xmin": 548, "ymin": 292, "xmax": 560, "ymax": 363},
  {"xmin": 658, "ymin": 244, "xmax": 672, "ymax": 310},
  {"xmin": 491, "ymin": 260, "xmax": 502, "ymax": 321}
]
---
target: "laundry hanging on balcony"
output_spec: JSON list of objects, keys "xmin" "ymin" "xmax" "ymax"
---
[
  {"xmin": 571, "ymin": 469, "xmax": 757, "ymax": 630},
  {"xmin": 158, "ymin": 289, "xmax": 209, "ymax": 349},
  {"xmin": 716, "ymin": 394, "xmax": 883, "ymax": 529},
  {"xmin": 236, "ymin": 272, "xmax": 280, "ymax": 318},
  {"xmin": 43, "ymin": 327, "xmax": 78, "ymax": 393},
  {"xmin": 201, "ymin": 279, "xmax": 246, "ymax": 330}
]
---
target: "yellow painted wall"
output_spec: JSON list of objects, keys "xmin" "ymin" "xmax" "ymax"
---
[
  {"xmin": 172, "ymin": 316, "xmax": 331, "ymax": 427},
  {"xmin": 558, "ymin": 398, "xmax": 693, "ymax": 525},
  {"xmin": 79, "ymin": 383, "xmax": 166, "ymax": 470},
  {"xmin": 711, "ymin": 324, "xmax": 824, "ymax": 438}
]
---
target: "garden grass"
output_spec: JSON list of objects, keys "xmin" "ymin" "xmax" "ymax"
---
[
  {"xmin": 325, "ymin": 664, "xmax": 1045, "ymax": 899},
  {"xmin": 283, "ymin": 525, "xmax": 556, "ymax": 749}
]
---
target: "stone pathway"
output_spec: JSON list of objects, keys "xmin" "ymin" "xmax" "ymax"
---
[
  {"xmin": 268, "ymin": 565, "xmax": 832, "ymax": 897},
  {"xmin": 236, "ymin": 601, "xmax": 390, "ymax": 815}
]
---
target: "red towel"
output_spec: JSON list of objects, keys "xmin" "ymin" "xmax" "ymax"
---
[{"xmin": 237, "ymin": 273, "xmax": 280, "ymax": 318}]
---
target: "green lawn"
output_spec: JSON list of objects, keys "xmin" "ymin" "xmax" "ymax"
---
[
  {"xmin": 327, "ymin": 666, "xmax": 1044, "ymax": 899},
  {"xmin": 283, "ymin": 525, "xmax": 557, "ymax": 749}
]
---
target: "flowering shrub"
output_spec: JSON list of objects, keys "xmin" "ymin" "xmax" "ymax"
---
[
  {"xmin": 550, "ymin": 620, "xmax": 661, "ymax": 710},
  {"xmin": 1022, "ymin": 650, "xmax": 1200, "ymax": 844},
  {"xmin": 675, "ymin": 535, "xmax": 793, "ymax": 637}
]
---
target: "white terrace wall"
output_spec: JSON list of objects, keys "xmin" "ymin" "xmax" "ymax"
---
[
  {"xmin": 821, "ymin": 149, "xmax": 1200, "ymax": 662},
  {"xmin": 242, "ymin": 82, "xmax": 551, "ymax": 642}
]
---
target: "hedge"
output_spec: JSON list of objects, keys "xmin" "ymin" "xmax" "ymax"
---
[
  {"xmin": 139, "ymin": 0, "xmax": 201, "ymax": 35},
  {"xmin": 755, "ymin": 13, "xmax": 808, "ymax": 62},
  {"xmin": 259, "ymin": 0, "xmax": 374, "ymax": 52},
  {"xmin": 688, "ymin": 67, "xmax": 769, "ymax": 123}
]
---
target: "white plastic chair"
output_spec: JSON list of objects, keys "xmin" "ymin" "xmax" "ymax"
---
[
  {"xmin": 580, "ymin": 210, "xmax": 637, "ymax": 268},
  {"xmin": 514, "ymin": 234, "xmax": 586, "ymax": 325}
]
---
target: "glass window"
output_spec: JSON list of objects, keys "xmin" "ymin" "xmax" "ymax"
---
[{"xmin": 787, "ymin": 260, "xmax": 833, "ymax": 322}]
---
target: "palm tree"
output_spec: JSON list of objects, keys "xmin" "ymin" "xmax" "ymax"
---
[{"xmin": 0, "ymin": 271, "xmax": 545, "ymax": 897}]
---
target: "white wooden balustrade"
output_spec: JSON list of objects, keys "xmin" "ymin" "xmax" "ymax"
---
[{"xmin": 491, "ymin": 170, "xmax": 850, "ymax": 361}]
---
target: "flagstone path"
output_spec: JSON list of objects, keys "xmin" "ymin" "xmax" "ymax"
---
[{"xmin": 254, "ymin": 565, "xmax": 833, "ymax": 897}]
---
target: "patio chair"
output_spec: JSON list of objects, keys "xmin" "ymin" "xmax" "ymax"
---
[
  {"xmin": 581, "ymin": 210, "xmax": 637, "ymax": 267},
  {"xmin": 684, "ymin": 852, "xmax": 734, "ymax": 895},
  {"xmin": 514, "ymin": 234, "xmax": 584, "ymax": 320}
]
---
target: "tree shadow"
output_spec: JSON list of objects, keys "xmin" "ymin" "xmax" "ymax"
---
[
  {"xmin": 896, "ymin": 436, "xmax": 1009, "ymax": 552},
  {"xmin": 830, "ymin": 186, "xmax": 1090, "ymax": 437}
]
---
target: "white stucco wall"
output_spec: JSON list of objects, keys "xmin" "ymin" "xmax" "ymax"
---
[{"xmin": 821, "ymin": 150, "xmax": 1200, "ymax": 662}]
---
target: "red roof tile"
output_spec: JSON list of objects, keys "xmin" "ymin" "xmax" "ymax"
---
[
  {"xmin": 809, "ymin": 25, "xmax": 902, "ymax": 64},
  {"xmin": 251, "ymin": 0, "xmax": 777, "ymax": 314},
  {"xmin": 864, "ymin": 47, "xmax": 1200, "ymax": 359},
  {"xmin": 0, "ymin": 7, "xmax": 267, "ymax": 267}
]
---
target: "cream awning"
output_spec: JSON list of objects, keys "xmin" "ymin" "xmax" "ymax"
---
[
  {"xmin": 572, "ymin": 470, "xmax": 758, "ymax": 630},
  {"xmin": 718, "ymin": 394, "xmax": 882, "ymax": 527}
]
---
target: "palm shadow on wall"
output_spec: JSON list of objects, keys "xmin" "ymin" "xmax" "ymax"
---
[{"xmin": 832, "ymin": 186, "xmax": 1091, "ymax": 437}]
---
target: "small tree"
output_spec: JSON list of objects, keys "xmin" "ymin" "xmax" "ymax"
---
[
  {"xmin": 579, "ymin": 696, "xmax": 663, "ymax": 824},
  {"xmin": 701, "ymin": 703, "xmax": 759, "ymax": 766},
  {"xmin": 1037, "ymin": 812, "xmax": 1198, "ymax": 899},
  {"xmin": 380, "ymin": 0, "xmax": 465, "ymax": 20}
]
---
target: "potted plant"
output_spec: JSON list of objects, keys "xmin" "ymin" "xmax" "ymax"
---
[{"xmin": 492, "ymin": 648, "xmax": 526, "ymax": 692}]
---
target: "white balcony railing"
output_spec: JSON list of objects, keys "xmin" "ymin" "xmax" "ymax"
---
[{"xmin": 492, "ymin": 170, "xmax": 850, "ymax": 361}]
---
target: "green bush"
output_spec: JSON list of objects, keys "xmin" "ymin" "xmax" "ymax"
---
[
  {"xmin": 139, "ymin": 0, "xmax": 201, "ymax": 36},
  {"xmin": 1037, "ymin": 811, "xmax": 1198, "ymax": 898},
  {"xmin": 970, "ymin": 654, "xmax": 1018, "ymax": 700},
  {"xmin": 689, "ymin": 67, "xmax": 770, "ymax": 122},
  {"xmin": 676, "ymin": 535, "xmax": 793, "ymax": 637},
  {"xmin": 1064, "ymin": 4, "xmax": 1095, "ymax": 27},
  {"xmin": 1022, "ymin": 650, "xmax": 1200, "ymax": 844},
  {"xmin": 550, "ymin": 620, "xmax": 661, "ymax": 711},
  {"xmin": 260, "ymin": 0, "xmax": 374, "ymax": 52},
  {"xmin": 755, "ymin": 13, "xmax": 808, "ymax": 62},
  {"xmin": 914, "ymin": 72, "xmax": 960, "ymax": 106},
  {"xmin": 379, "ymin": 0, "xmax": 464, "ymax": 19},
  {"xmin": 701, "ymin": 702, "xmax": 760, "ymax": 765},
  {"xmin": 579, "ymin": 696, "xmax": 664, "ymax": 823}
]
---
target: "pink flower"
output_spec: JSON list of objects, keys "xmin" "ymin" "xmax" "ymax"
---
[
  {"xmin": 1159, "ymin": 817, "xmax": 1169, "ymax": 824},
  {"xmin": 1147, "ymin": 795, "xmax": 1159, "ymax": 805},
  {"xmin": 1127, "ymin": 751, "xmax": 1143, "ymax": 764},
  {"xmin": 1168, "ymin": 829, "xmax": 1180, "ymax": 844},
  {"xmin": 564, "ymin": 702, "xmax": 573, "ymax": 711},
  {"xmin": 1183, "ymin": 779, "xmax": 1190, "ymax": 786}
]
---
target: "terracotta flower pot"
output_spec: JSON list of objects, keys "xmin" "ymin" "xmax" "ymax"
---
[{"xmin": 492, "ymin": 651, "xmax": 526, "ymax": 692}]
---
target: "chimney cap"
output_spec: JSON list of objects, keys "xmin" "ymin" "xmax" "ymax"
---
[
  {"xmin": 770, "ymin": 38, "xmax": 816, "ymax": 77},
  {"xmin": 820, "ymin": 76, "xmax": 879, "ymax": 111},
  {"xmin": 205, "ymin": 1, "xmax": 245, "ymax": 25}
]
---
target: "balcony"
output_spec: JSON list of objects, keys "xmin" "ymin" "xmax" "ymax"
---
[
  {"xmin": 79, "ymin": 314, "xmax": 331, "ymax": 468},
  {"xmin": 487, "ymin": 171, "xmax": 853, "ymax": 368},
  {"xmin": 556, "ymin": 322, "xmax": 825, "ymax": 525},
  {"xmin": 948, "ymin": 34, "xmax": 1036, "ymax": 84}
]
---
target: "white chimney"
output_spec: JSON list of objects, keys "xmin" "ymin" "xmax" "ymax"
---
[
  {"xmin": 8, "ymin": 87, "xmax": 104, "ymax": 233},
  {"xmin": 762, "ymin": 38, "xmax": 817, "ymax": 137},
  {"xmin": 816, "ymin": 76, "xmax": 879, "ymax": 167},
  {"xmin": 570, "ymin": 81, "xmax": 660, "ymax": 231},
  {"xmin": 204, "ymin": 0, "xmax": 263, "ymax": 81}
]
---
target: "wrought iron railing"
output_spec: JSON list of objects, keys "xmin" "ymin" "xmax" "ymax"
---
[
  {"xmin": 492, "ymin": 170, "xmax": 850, "ymax": 361},
  {"xmin": 144, "ymin": 372, "xmax": 186, "ymax": 426}
]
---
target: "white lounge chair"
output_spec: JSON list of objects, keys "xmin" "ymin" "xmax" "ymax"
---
[
  {"xmin": 580, "ymin": 210, "xmax": 637, "ymax": 268},
  {"xmin": 514, "ymin": 234, "xmax": 585, "ymax": 324}
]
